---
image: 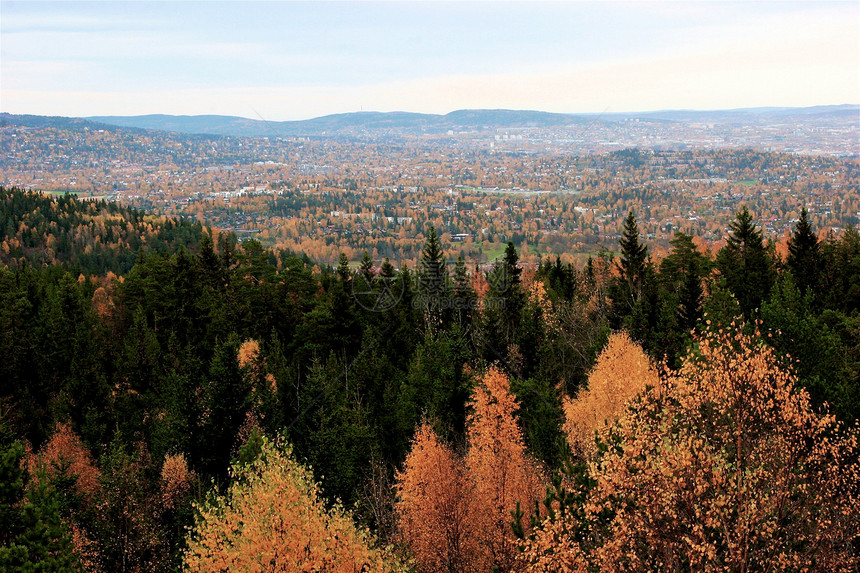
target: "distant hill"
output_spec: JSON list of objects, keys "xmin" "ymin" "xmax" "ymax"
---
[
  {"xmin": 0, "ymin": 113, "xmax": 128, "ymax": 132},
  {"xmin": 82, "ymin": 105, "xmax": 859, "ymax": 138},
  {"xmin": 604, "ymin": 104, "xmax": 860, "ymax": 125},
  {"xmin": 85, "ymin": 109, "xmax": 592, "ymax": 137}
]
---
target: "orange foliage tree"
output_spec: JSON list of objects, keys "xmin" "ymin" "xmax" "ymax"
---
[
  {"xmin": 159, "ymin": 453, "xmax": 193, "ymax": 512},
  {"xmin": 31, "ymin": 422, "xmax": 101, "ymax": 506},
  {"xmin": 395, "ymin": 422, "xmax": 476, "ymax": 573},
  {"xmin": 395, "ymin": 368, "xmax": 543, "ymax": 573},
  {"xmin": 466, "ymin": 367, "xmax": 544, "ymax": 572},
  {"xmin": 30, "ymin": 422, "xmax": 102, "ymax": 570},
  {"xmin": 562, "ymin": 332, "xmax": 658, "ymax": 459},
  {"xmin": 184, "ymin": 437, "xmax": 406, "ymax": 572},
  {"xmin": 523, "ymin": 327, "xmax": 860, "ymax": 572}
]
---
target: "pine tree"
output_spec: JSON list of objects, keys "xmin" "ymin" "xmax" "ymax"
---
[
  {"xmin": 660, "ymin": 231, "xmax": 707, "ymax": 336},
  {"xmin": 716, "ymin": 207, "xmax": 775, "ymax": 318},
  {"xmin": 418, "ymin": 226, "xmax": 450, "ymax": 331},
  {"xmin": 359, "ymin": 250, "xmax": 375, "ymax": 284},
  {"xmin": 619, "ymin": 210, "xmax": 648, "ymax": 303},
  {"xmin": 659, "ymin": 232, "xmax": 706, "ymax": 287},
  {"xmin": 380, "ymin": 257, "xmax": 396, "ymax": 279},
  {"xmin": 337, "ymin": 252, "xmax": 351, "ymax": 282},
  {"xmin": 786, "ymin": 207, "xmax": 820, "ymax": 295}
]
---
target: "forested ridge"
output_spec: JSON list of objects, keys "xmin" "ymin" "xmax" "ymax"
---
[
  {"xmin": 1, "ymin": 187, "xmax": 859, "ymax": 571},
  {"xmin": 0, "ymin": 187, "xmax": 206, "ymax": 275}
]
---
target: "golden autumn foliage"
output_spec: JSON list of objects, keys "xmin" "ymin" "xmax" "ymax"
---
[
  {"xmin": 563, "ymin": 332, "xmax": 658, "ymax": 459},
  {"xmin": 395, "ymin": 368, "xmax": 543, "ymax": 573},
  {"xmin": 90, "ymin": 286, "xmax": 116, "ymax": 322},
  {"xmin": 395, "ymin": 423, "xmax": 476, "ymax": 573},
  {"xmin": 70, "ymin": 521, "xmax": 101, "ymax": 573},
  {"xmin": 466, "ymin": 367, "xmax": 544, "ymax": 572},
  {"xmin": 160, "ymin": 453, "xmax": 194, "ymax": 512},
  {"xmin": 184, "ymin": 437, "xmax": 406, "ymax": 573},
  {"xmin": 524, "ymin": 327, "xmax": 860, "ymax": 572},
  {"xmin": 27, "ymin": 423, "xmax": 103, "ymax": 570},
  {"xmin": 238, "ymin": 338, "xmax": 277, "ymax": 395},
  {"xmin": 236, "ymin": 339, "xmax": 261, "ymax": 370},
  {"xmin": 30, "ymin": 422, "xmax": 101, "ymax": 506}
]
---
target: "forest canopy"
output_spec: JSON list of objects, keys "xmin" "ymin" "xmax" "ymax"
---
[{"xmin": 0, "ymin": 188, "xmax": 858, "ymax": 570}]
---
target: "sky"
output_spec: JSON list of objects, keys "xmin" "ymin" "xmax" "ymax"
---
[{"xmin": 1, "ymin": 1, "xmax": 858, "ymax": 120}]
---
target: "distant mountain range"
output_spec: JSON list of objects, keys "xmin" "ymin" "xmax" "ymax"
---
[
  {"xmin": 1, "ymin": 105, "xmax": 856, "ymax": 140},
  {"xmin": 80, "ymin": 105, "xmax": 858, "ymax": 138},
  {"xmin": 83, "ymin": 109, "xmax": 591, "ymax": 138}
]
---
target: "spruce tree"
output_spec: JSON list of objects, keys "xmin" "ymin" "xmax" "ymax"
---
[
  {"xmin": 418, "ymin": 226, "xmax": 450, "ymax": 331},
  {"xmin": 786, "ymin": 207, "xmax": 820, "ymax": 295},
  {"xmin": 379, "ymin": 257, "xmax": 396, "ymax": 279},
  {"xmin": 619, "ymin": 210, "xmax": 648, "ymax": 299},
  {"xmin": 482, "ymin": 242, "xmax": 525, "ymax": 363},
  {"xmin": 677, "ymin": 260, "xmax": 703, "ymax": 333},
  {"xmin": 452, "ymin": 254, "xmax": 475, "ymax": 329},
  {"xmin": 716, "ymin": 207, "xmax": 775, "ymax": 318},
  {"xmin": 660, "ymin": 232, "xmax": 707, "ymax": 334},
  {"xmin": 0, "ymin": 442, "xmax": 81, "ymax": 572},
  {"xmin": 337, "ymin": 253, "xmax": 351, "ymax": 282},
  {"xmin": 359, "ymin": 251, "xmax": 374, "ymax": 284},
  {"xmin": 418, "ymin": 226, "xmax": 447, "ymax": 296},
  {"xmin": 610, "ymin": 210, "xmax": 650, "ymax": 327}
]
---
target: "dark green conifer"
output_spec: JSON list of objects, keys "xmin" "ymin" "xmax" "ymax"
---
[
  {"xmin": 418, "ymin": 226, "xmax": 447, "ymax": 296},
  {"xmin": 677, "ymin": 261, "xmax": 704, "ymax": 333},
  {"xmin": 337, "ymin": 253, "xmax": 351, "ymax": 282},
  {"xmin": 715, "ymin": 206, "xmax": 775, "ymax": 318},
  {"xmin": 0, "ymin": 441, "xmax": 81, "ymax": 572},
  {"xmin": 418, "ymin": 226, "xmax": 450, "ymax": 331},
  {"xmin": 359, "ymin": 251, "xmax": 374, "ymax": 283},
  {"xmin": 619, "ymin": 210, "xmax": 648, "ymax": 302},
  {"xmin": 786, "ymin": 207, "xmax": 820, "ymax": 295},
  {"xmin": 380, "ymin": 257, "xmax": 396, "ymax": 279}
]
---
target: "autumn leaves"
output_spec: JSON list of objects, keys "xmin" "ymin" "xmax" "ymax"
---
[
  {"xmin": 185, "ymin": 440, "xmax": 405, "ymax": 572},
  {"xmin": 396, "ymin": 368, "xmax": 543, "ymax": 572},
  {"xmin": 175, "ymin": 327, "xmax": 860, "ymax": 571},
  {"xmin": 397, "ymin": 330, "xmax": 860, "ymax": 572}
]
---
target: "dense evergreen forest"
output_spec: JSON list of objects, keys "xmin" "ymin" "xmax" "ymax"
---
[
  {"xmin": 1, "ymin": 187, "xmax": 859, "ymax": 571},
  {"xmin": 0, "ymin": 187, "xmax": 205, "ymax": 274}
]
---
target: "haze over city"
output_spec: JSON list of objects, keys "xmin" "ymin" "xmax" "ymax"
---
[{"xmin": 2, "ymin": 0, "xmax": 858, "ymax": 120}]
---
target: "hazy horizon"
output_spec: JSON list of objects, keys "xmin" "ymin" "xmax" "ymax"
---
[{"xmin": 2, "ymin": 1, "xmax": 858, "ymax": 121}]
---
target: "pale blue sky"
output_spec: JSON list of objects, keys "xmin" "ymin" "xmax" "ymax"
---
[{"xmin": 2, "ymin": 1, "xmax": 858, "ymax": 120}]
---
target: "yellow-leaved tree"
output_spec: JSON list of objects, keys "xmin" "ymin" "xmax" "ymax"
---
[
  {"xmin": 184, "ymin": 437, "xmax": 406, "ymax": 572},
  {"xmin": 466, "ymin": 367, "xmax": 544, "ymax": 572},
  {"xmin": 395, "ymin": 367, "xmax": 543, "ymax": 573},
  {"xmin": 523, "ymin": 327, "xmax": 860, "ymax": 572},
  {"xmin": 562, "ymin": 331, "xmax": 658, "ymax": 459},
  {"xmin": 395, "ymin": 422, "xmax": 476, "ymax": 573}
]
